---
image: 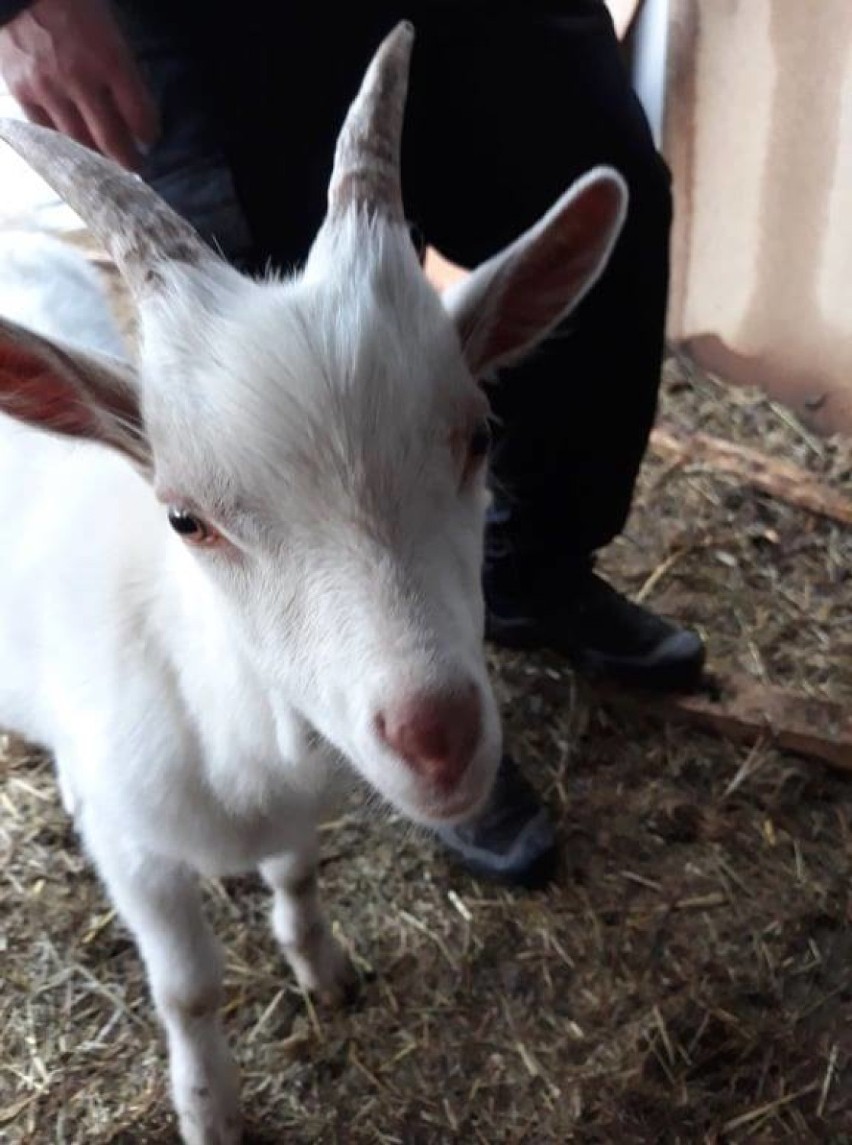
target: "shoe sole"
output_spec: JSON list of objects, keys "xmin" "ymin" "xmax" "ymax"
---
[
  {"xmin": 436, "ymin": 809, "xmax": 559, "ymax": 889},
  {"xmin": 487, "ymin": 622, "xmax": 707, "ymax": 695}
]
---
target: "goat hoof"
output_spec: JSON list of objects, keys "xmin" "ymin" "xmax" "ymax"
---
[
  {"xmin": 317, "ymin": 954, "xmax": 359, "ymax": 1008},
  {"xmin": 176, "ymin": 1107, "xmax": 243, "ymax": 1145},
  {"xmin": 172, "ymin": 1060, "xmax": 242, "ymax": 1145},
  {"xmin": 288, "ymin": 930, "xmax": 357, "ymax": 1007}
]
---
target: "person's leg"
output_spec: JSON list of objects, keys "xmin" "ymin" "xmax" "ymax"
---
[
  {"xmin": 110, "ymin": 3, "xmax": 398, "ymax": 270},
  {"xmin": 109, "ymin": 1, "xmax": 258, "ymax": 268},
  {"xmin": 395, "ymin": 1, "xmax": 703, "ymax": 881},
  {"xmin": 404, "ymin": 1, "xmax": 704, "ymax": 691},
  {"xmin": 111, "ymin": 2, "xmax": 406, "ymax": 274}
]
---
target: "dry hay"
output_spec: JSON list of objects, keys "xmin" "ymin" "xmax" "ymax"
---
[{"xmin": 1, "ymin": 352, "xmax": 851, "ymax": 1144}]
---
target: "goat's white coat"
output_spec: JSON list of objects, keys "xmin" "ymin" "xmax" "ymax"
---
[
  {"xmin": 0, "ymin": 222, "xmax": 500, "ymax": 1144},
  {"xmin": 0, "ymin": 25, "xmax": 627, "ymax": 1145}
]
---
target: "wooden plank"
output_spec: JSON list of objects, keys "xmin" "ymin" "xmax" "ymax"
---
[
  {"xmin": 649, "ymin": 424, "xmax": 852, "ymax": 526},
  {"xmin": 599, "ymin": 673, "xmax": 852, "ymax": 772}
]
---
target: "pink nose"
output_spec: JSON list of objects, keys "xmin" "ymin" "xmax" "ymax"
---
[{"xmin": 375, "ymin": 685, "xmax": 482, "ymax": 792}]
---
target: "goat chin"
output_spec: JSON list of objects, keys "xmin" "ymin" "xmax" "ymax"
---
[{"xmin": 387, "ymin": 762, "xmax": 499, "ymax": 828}]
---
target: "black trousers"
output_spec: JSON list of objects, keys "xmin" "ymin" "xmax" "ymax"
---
[{"xmin": 114, "ymin": 0, "xmax": 671, "ymax": 613}]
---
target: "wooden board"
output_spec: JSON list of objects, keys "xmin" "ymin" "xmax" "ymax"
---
[
  {"xmin": 600, "ymin": 673, "xmax": 852, "ymax": 772},
  {"xmin": 650, "ymin": 424, "xmax": 852, "ymax": 527}
]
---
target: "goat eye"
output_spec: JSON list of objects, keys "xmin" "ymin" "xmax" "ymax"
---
[
  {"xmin": 167, "ymin": 507, "xmax": 214, "ymax": 544},
  {"xmin": 469, "ymin": 420, "xmax": 491, "ymax": 459}
]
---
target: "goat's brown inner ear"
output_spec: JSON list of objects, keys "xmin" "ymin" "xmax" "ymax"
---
[{"xmin": 0, "ymin": 341, "xmax": 102, "ymax": 439}]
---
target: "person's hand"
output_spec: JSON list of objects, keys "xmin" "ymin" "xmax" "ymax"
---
[{"xmin": 0, "ymin": 0, "xmax": 158, "ymax": 169}]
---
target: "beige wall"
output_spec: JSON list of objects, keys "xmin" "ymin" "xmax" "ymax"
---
[{"xmin": 664, "ymin": 0, "xmax": 852, "ymax": 435}]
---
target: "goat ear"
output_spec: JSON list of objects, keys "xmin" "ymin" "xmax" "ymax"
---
[
  {"xmin": 442, "ymin": 168, "xmax": 628, "ymax": 377},
  {"xmin": 0, "ymin": 316, "xmax": 150, "ymax": 470}
]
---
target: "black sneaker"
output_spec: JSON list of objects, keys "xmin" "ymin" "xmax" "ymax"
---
[
  {"xmin": 486, "ymin": 571, "xmax": 705, "ymax": 693},
  {"xmin": 435, "ymin": 754, "xmax": 557, "ymax": 888}
]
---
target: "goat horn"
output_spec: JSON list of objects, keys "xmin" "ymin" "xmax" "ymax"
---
[
  {"xmin": 327, "ymin": 21, "xmax": 414, "ymax": 223},
  {"xmin": 0, "ymin": 119, "xmax": 212, "ymax": 294}
]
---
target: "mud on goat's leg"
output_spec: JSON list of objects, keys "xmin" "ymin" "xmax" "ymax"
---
[{"xmin": 88, "ymin": 838, "xmax": 241, "ymax": 1145}]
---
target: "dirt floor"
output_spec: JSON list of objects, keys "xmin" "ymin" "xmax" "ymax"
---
[{"xmin": 1, "ymin": 345, "xmax": 851, "ymax": 1143}]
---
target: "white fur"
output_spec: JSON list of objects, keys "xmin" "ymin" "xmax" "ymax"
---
[
  {"xmin": 0, "ymin": 220, "xmax": 501, "ymax": 1145},
  {"xmin": 0, "ymin": 86, "xmax": 626, "ymax": 1145},
  {"xmin": 0, "ymin": 231, "xmax": 126, "ymax": 356}
]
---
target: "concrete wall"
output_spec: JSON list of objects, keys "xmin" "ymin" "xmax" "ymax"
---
[{"xmin": 663, "ymin": 0, "xmax": 852, "ymax": 435}]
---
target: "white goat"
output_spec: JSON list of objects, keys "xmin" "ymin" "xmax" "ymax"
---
[{"xmin": 0, "ymin": 23, "xmax": 626, "ymax": 1145}]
